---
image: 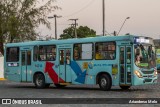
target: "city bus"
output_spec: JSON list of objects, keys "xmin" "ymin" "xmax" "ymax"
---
[{"xmin": 4, "ymin": 35, "xmax": 158, "ymax": 91}]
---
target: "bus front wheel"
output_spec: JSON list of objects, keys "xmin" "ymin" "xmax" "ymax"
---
[
  {"xmin": 34, "ymin": 73, "xmax": 45, "ymax": 89},
  {"xmin": 98, "ymin": 74, "xmax": 111, "ymax": 91}
]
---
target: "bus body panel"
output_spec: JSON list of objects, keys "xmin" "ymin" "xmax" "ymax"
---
[
  {"xmin": 4, "ymin": 48, "xmax": 21, "ymax": 82},
  {"xmin": 5, "ymin": 66, "xmax": 21, "ymax": 82}
]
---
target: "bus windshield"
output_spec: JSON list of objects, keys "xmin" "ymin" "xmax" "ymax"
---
[{"xmin": 134, "ymin": 44, "xmax": 156, "ymax": 69}]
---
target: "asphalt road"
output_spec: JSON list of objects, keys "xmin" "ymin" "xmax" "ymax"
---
[{"xmin": 0, "ymin": 74, "xmax": 160, "ymax": 107}]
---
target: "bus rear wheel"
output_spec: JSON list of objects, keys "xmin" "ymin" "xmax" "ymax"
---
[
  {"xmin": 98, "ymin": 74, "xmax": 111, "ymax": 91},
  {"xmin": 34, "ymin": 73, "xmax": 45, "ymax": 89},
  {"xmin": 120, "ymin": 86, "xmax": 131, "ymax": 90}
]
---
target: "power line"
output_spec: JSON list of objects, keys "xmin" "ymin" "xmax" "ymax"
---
[{"xmin": 63, "ymin": 0, "xmax": 96, "ymax": 18}]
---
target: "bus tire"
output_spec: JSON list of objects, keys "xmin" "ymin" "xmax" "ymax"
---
[
  {"xmin": 54, "ymin": 84, "xmax": 66, "ymax": 88},
  {"xmin": 120, "ymin": 86, "xmax": 131, "ymax": 90},
  {"xmin": 34, "ymin": 73, "xmax": 45, "ymax": 89},
  {"xmin": 98, "ymin": 74, "xmax": 111, "ymax": 91}
]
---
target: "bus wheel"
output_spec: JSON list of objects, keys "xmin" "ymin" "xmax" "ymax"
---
[
  {"xmin": 54, "ymin": 84, "xmax": 66, "ymax": 88},
  {"xmin": 34, "ymin": 73, "xmax": 45, "ymax": 89},
  {"xmin": 98, "ymin": 74, "xmax": 111, "ymax": 91},
  {"xmin": 120, "ymin": 86, "xmax": 131, "ymax": 90}
]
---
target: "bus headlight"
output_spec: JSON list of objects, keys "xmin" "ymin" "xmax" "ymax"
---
[
  {"xmin": 154, "ymin": 71, "xmax": 158, "ymax": 77},
  {"xmin": 134, "ymin": 70, "xmax": 142, "ymax": 78}
]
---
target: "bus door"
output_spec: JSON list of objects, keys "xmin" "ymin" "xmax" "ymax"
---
[
  {"xmin": 119, "ymin": 46, "xmax": 132, "ymax": 85},
  {"xmin": 59, "ymin": 49, "xmax": 71, "ymax": 83},
  {"xmin": 21, "ymin": 49, "xmax": 32, "ymax": 82}
]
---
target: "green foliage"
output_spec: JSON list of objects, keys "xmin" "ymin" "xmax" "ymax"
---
[
  {"xmin": 0, "ymin": 0, "xmax": 59, "ymax": 55},
  {"xmin": 60, "ymin": 26, "xmax": 96, "ymax": 39}
]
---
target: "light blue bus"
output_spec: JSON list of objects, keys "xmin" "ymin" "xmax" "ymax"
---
[{"xmin": 4, "ymin": 35, "xmax": 158, "ymax": 91}]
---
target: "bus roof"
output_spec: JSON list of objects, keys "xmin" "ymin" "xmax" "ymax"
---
[{"xmin": 5, "ymin": 35, "xmax": 153, "ymax": 47}]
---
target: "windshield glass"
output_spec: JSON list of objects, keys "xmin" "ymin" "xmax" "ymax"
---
[{"xmin": 134, "ymin": 44, "xmax": 156, "ymax": 69}]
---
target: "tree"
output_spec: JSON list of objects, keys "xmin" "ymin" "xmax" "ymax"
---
[
  {"xmin": 60, "ymin": 26, "xmax": 96, "ymax": 39},
  {"xmin": 0, "ymin": 0, "xmax": 59, "ymax": 55}
]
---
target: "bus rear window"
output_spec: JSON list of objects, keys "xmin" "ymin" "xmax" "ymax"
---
[{"xmin": 6, "ymin": 47, "xmax": 19, "ymax": 62}]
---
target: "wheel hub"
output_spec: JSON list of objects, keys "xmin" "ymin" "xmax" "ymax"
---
[
  {"xmin": 101, "ymin": 78, "xmax": 107, "ymax": 87},
  {"xmin": 36, "ymin": 77, "xmax": 43, "ymax": 86}
]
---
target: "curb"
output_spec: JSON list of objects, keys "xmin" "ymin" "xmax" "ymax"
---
[{"xmin": 0, "ymin": 78, "xmax": 6, "ymax": 81}]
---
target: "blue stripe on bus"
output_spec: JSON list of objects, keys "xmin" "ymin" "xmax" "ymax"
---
[{"xmin": 70, "ymin": 61, "xmax": 87, "ymax": 84}]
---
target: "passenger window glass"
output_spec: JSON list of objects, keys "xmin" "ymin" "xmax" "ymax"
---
[
  {"xmin": 6, "ymin": 47, "xmax": 19, "ymax": 62},
  {"xmin": 33, "ymin": 46, "xmax": 38, "ymax": 61},
  {"xmin": 60, "ymin": 50, "xmax": 64, "ymax": 65},
  {"xmin": 22, "ymin": 52, "xmax": 25, "ymax": 65},
  {"xmin": 38, "ymin": 45, "xmax": 56, "ymax": 61},
  {"xmin": 120, "ymin": 47, "xmax": 124, "ymax": 64},
  {"xmin": 39, "ymin": 46, "xmax": 46, "ymax": 61},
  {"xmin": 95, "ymin": 42, "xmax": 116, "ymax": 60},
  {"xmin": 46, "ymin": 46, "xmax": 56, "ymax": 61},
  {"xmin": 74, "ymin": 43, "xmax": 93, "ymax": 60},
  {"xmin": 127, "ymin": 47, "xmax": 131, "ymax": 64},
  {"xmin": 27, "ymin": 51, "xmax": 31, "ymax": 65},
  {"xmin": 66, "ymin": 49, "xmax": 71, "ymax": 64}
]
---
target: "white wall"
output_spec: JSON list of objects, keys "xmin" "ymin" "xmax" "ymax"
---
[{"xmin": 0, "ymin": 57, "xmax": 4, "ymax": 78}]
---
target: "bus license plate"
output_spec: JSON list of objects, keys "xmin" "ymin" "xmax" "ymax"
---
[{"xmin": 148, "ymin": 75, "xmax": 153, "ymax": 78}]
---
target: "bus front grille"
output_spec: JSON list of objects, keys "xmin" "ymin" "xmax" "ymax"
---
[
  {"xmin": 141, "ymin": 71, "xmax": 154, "ymax": 74},
  {"xmin": 144, "ymin": 79, "xmax": 152, "ymax": 82}
]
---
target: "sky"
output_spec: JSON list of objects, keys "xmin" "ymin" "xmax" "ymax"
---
[{"xmin": 37, "ymin": 0, "xmax": 160, "ymax": 39}]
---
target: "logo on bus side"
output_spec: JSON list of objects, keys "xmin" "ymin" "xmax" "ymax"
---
[{"xmin": 88, "ymin": 62, "xmax": 93, "ymax": 69}]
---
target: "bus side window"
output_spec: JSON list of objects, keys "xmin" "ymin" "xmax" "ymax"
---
[
  {"xmin": 95, "ymin": 42, "xmax": 116, "ymax": 60},
  {"xmin": 33, "ymin": 46, "xmax": 38, "ymax": 61},
  {"xmin": 73, "ymin": 44, "xmax": 81, "ymax": 60},
  {"xmin": 38, "ymin": 45, "xmax": 56, "ymax": 61},
  {"xmin": 6, "ymin": 47, "xmax": 19, "ymax": 62},
  {"xmin": 73, "ymin": 43, "xmax": 93, "ymax": 60},
  {"xmin": 49, "ymin": 47, "xmax": 56, "ymax": 60},
  {"xmin": 39, "ymin": 46, "xmax": 46, "ymax": 61}
]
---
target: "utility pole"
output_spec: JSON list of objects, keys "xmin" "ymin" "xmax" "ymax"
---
[
  {"xmin": 102, "ymin": 0, "xmax": 105, "ymax": 36},
  {"xmin": 69, "ymin": 24, "xmax": 75, "ymax": 28},
  {"xmin": 48, "ymin": 14, "xmax": 62, "ymax": 40},
  {"xmin": 69, "ymin": 19, "xmax": 78, "ymax": 38}
]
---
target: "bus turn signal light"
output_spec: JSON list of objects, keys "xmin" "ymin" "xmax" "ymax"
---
[
  {"xmin": 134, "ymin": 70, "xmax": 142, "ymax": 78},
  {"xmin": 154, "ymin": 71, "xmax": 158, "ymax": 77}
]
